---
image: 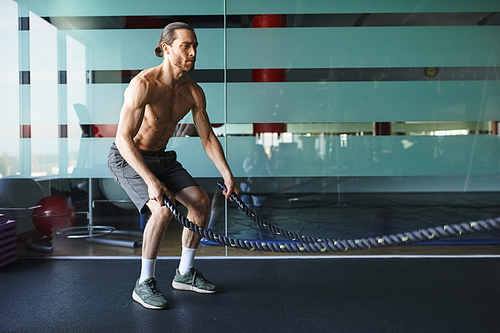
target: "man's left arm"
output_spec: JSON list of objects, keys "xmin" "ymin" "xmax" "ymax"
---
[{"xmin": 192, "ymin": 85, "xmax": 238, "ymax": 199}]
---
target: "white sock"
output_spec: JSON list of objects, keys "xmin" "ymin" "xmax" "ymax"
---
[
  {"xmin": 178, "ymin": 246, "xmax": 197, "ymax": 275},
  {"xmin": 139, "ymin": 258, "xmax": 157, "ymax": 283}
]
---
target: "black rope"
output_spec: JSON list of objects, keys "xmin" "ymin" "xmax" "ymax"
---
[{"xmin": 163, "ymin": 182, "xmax": 500, "ymax": 253}]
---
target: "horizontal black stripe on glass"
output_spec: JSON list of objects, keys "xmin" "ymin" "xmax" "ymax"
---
[
  {"xmin": 59, "ymin": 125, "xmax": 67, "ymax": 138},
  {"xmin": 59, "ymin": 71, "xmax": 67, "ymax": 84},
  {"xmin": 91, "ymin": 69, "xmax": 224, "ymax": 83},
  {"xmin": 18, "ymin": 67, "xmax": 499, "ymax": 84},
  {"xmin": 41, "ymin": 15, "xmax": 224, "ymax": 29},
  {"xmin": 29, "ymin": 12, "xmax": 499, "ymax": 30},
  {"xmin": 241, "ymin": 67, "xmax": 500, "ymax": 82},
  {"xmin": 19, "ymin": 71, "xmax": 30, "ymax": 84},
  {"xmin": 92, "ymin": 67, "xmax": 500, "ymax": 83},
  {"xmin": 227, "ymin": 12, "xmax": 500, "ymax": 27},
  {"xmin": 19, "ymin": 17, "xmax": 29, "ymax": 30}
]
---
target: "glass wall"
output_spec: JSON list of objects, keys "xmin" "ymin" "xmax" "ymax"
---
[{"xmin": 1, "ymin": 0, "xmax": 499, "ymax": 252}]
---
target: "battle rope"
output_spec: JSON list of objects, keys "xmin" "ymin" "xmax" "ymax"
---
[{"xmin": 163, "ymin": 182, "xmax": 500, "ymax": 253}]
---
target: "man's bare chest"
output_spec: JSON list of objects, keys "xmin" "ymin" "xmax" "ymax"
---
[{"xmin": 147, "ymin": 89, "xmax": 194, "ymax": 124}]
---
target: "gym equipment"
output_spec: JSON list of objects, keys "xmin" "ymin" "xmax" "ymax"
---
[
  {"xmin": 163, "ymin": 182, "xmax": 500, "ymax": 253},
  {"xmin": 98, "ymin": 178, "xmax": 135, "ymax": 210},
  {"xmin": 0, "ymin": 177, "xmax": 45, "ymax": 234},
  {"xmin": 28, "ymin": 195, "xmax": 75, "ymax": 253},
  {"xmin": 0, "ymin": 177, "xmax": 51, "ymax": 252},
  {"xmin": 57, "ymin": 178, "xmax": 142, "ymax": 248},
  {"xmin": 32, "ymin": 196, "xmax": 76, "ymax": 236}
]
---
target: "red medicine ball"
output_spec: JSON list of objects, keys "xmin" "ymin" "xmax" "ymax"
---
[{"xmin": 32, "ymin": 196, "xmax": 76, "ymax": 236}]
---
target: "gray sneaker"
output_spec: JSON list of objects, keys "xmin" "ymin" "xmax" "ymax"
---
[
  {"xmin": 172, "ymin": 268, "xmax": 218, "ymax": 294},
  {"xmin": 132, "ymin": 278, "xmax": 169, "ymax": 309}
]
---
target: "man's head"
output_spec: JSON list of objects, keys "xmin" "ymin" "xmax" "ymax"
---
[{"xmin": 155, "ymin": 22, "xmax": 198, "ymax": 71}]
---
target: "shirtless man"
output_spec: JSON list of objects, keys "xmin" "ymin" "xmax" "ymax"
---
[{"xmin": 108, "ymin": 22, "xmax": 238, "ymax": 310}]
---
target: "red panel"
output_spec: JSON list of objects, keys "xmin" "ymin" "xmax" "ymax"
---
[
  {"xmin": 252, "ymin": 14, "xmax": 286, "ymax": 28},
  {"xmin": 252, "ymin": 69, "xmax": 286, "ymax": 82},
  {"xmin": 253, "ymin": 123, "xmax": 287, "ymax": 135},
  {"xmin": 251, "ymin": 15, "xmax": 287, "ymax": 136},
  {"xmin": 20, "ymin": 125, "xmax": 31, "ymax": 138},
  {"xmin": 492, "ymin": 121, "xmax": 499, "ymax": 135}
]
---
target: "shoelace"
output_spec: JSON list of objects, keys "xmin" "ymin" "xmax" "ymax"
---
[
  {"xmin": 191, "ymin": 270, "xmax": 198, "ymax": 286},
  {"xmin": 147, "ymin": 279, "xmax": 161, "ymax": 295},
  {"xmin": 191, "ymin": 269, "xmax": 205, "ymax": 286}
]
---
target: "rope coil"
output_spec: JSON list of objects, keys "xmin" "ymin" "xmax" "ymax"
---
[{"xmin": 163, "ymin": 182, "xmax": 500, "ymax": 253}]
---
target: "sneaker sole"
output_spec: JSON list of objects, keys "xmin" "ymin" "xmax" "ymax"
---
[
  {"xmin": 132, "ymin": 290, "xmax": 169, "ymax": 310},
  {"xmin": 172, "ymin": 281, "xmax": 218, "ymax": 294}
]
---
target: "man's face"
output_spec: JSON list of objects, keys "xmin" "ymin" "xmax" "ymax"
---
[{"xmin": 167, "ymin": 29, "xmax": 198, "ymax": 72}]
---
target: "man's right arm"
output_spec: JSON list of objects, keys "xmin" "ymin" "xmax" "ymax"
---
[{"xmin": 115, "ymin": 79, "xmax": 170, "ymax": 204}]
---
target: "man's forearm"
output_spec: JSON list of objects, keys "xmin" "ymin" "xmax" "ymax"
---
[{"xmin": 202, "ymin": 135, "xmax": 233, "ymax": 181}]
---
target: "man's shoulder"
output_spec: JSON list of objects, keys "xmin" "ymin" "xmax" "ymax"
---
[
  {"xmin": 182, "ymin": 73, "xmax": 204, "ymax": 95},
  {"xmin": 182, "ymin": 71, "xmax": 198, "ymax": 86},
  {"xmin": 123, "ymin": 68, "xmax": 161, "ymax": 103},
  {"xmin": 128, "ymin": 68, "xmax": 161, "ymax": 92},
  {"xmin": 133, "ymin": 67, "xmax": 159, "ymax": 84}
]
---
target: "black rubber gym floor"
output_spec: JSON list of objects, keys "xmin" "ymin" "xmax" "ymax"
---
[{"xmin": 1, "ymin": 257, "xmax": 500, "ymax": 333}]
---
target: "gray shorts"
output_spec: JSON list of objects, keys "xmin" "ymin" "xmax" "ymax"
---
[{"xmin": 107, "ymin": 142, "xmax": 199, "ymax": 214}]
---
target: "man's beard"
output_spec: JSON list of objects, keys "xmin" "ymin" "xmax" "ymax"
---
[{"xmin": 171, "ymin": 52, "xmax": 195, "ymax": 72}]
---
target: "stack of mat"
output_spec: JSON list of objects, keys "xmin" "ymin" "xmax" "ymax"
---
[{"xmin": 0, "ymin": 214, "xmax": 17, "ymax": 268}]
